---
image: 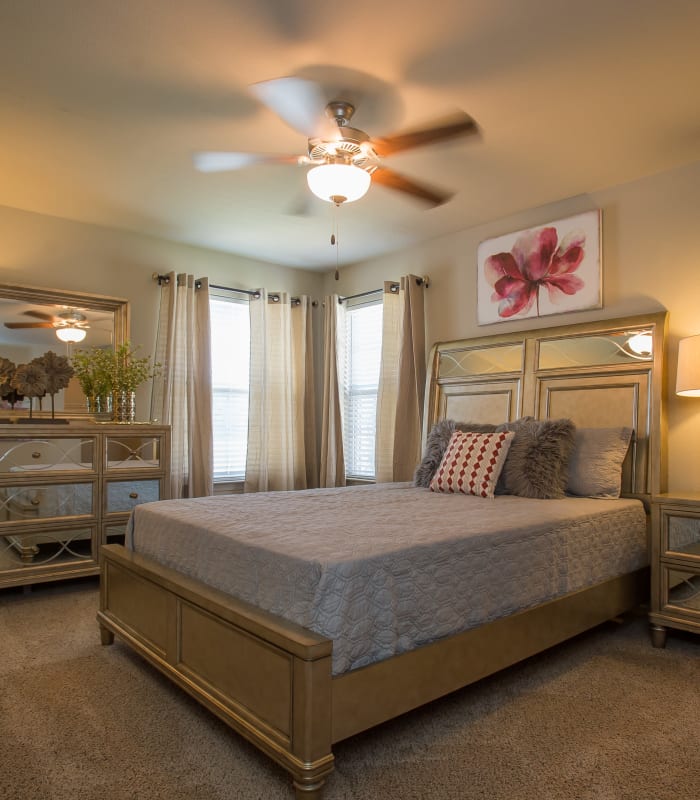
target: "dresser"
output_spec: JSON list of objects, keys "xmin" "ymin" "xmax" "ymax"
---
[
  {"xmin": 649, "ymin": 493, "xmax": 700, "ymax": 646},
  {"xmin": 0, "ymin": 422, "xmax": 170, "ymax": 589}
]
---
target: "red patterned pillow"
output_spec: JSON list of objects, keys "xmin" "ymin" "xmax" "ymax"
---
[{"xmin": 429, "ymin": 430, "xmax": 515, "ymax": 498}]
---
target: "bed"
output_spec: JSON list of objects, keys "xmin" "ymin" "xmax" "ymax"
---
[{"xmin": 97, "ymin": 312, "xmax": 668, "ymax": 798}]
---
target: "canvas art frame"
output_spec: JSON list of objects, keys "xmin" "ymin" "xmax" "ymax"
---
[{"xmin": 477, "ymin": 210, "xmax": 602, "ymax": 326}]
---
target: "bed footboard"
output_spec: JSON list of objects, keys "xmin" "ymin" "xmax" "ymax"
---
[{"xmin": 97, "ymin": 544, "xmax": 335, "ymax": 798}]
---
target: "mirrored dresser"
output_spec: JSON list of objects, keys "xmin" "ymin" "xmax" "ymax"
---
[
  {"xmin": 0, "ymin": 422, "xmax": 170, "ymax": 589},
  {"xmin": 650, "ymin": 493, "xmax": 700, "ymax": 646}
]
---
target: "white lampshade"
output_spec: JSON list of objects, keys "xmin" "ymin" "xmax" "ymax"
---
[
  {"xmin": 56, "ymin": 326, "xmax": 87, "ymax": 343},
  {"xmin": 676, "ymin": 334, "xmax": 700, "ymax": 396},
  {"xmin": 306, "ymin": 163, "xmax": 371, "ymax": 204}
]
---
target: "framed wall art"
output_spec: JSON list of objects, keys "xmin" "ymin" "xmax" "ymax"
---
[{"xmin": 477, "ymin": 209, "xmax": 602, "ymax": 325}]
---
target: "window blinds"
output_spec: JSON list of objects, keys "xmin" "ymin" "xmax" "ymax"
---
[
  {"xmin": 342, "ymin": 300, "xmax": 383, "ymax": 478},
  {"xmin": 209, "ymin": 296, "xmax": 250, "ymax": 480}
]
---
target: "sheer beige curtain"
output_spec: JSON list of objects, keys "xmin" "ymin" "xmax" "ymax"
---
[
  {"xmin": 291, "ymin": 296, "xmax": 318, "ymax": 490},
  {"xmin": 319, "ymin": 295, "xmax": 346, "ymax": 487},
  {"xmin": 151, "ymin": 272, "xmax": 213, "ymax": 499},
  {"xmin": 245, "ymin": 291, "xmax": 317, "ymax": 492},
  {"xmin": 375, "ymin": 275, "xmax": 427, "ymax": 482}
]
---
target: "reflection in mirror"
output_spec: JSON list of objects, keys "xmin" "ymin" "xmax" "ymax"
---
[
  {"xmin": 668, "ymin": 516, "xmax": 700, "ymax": 555},
  {"xmin": 666, "ymin": 568, "xmax": 700, "ymax": 610},
  {"xmin": 439, "ymin": 343, "xmax": 524, "ymax": 378},
  {"xmin": 0, "ymin": 282, "xmax": 129, "ymax": 416},
  {"xmin": 538, "ymin": 328, "xmax": 654, "ymax": 371}
]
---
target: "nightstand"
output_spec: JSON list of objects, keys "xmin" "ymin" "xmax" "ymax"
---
[{"xmin": 649, "ymin": 493, "xmax": 700, "ymax": 647}]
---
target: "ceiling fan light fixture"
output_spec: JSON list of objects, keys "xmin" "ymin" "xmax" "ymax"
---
[
  {"xmin": 306, "ymin": 163, "xmax": 371, "ymax": 204},
  {"xmin": 56, "ymin": 326, "xmax": 87, "ymax": 343}
]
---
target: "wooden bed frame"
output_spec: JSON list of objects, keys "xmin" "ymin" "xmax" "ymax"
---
[{"xmin": 97, "ymin": 312, "xmax": 667, "ymax": 798}]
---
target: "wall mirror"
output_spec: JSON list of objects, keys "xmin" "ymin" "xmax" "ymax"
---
[{"xmin": 0, "ymin": 282, "xmax": 129, "ymax": 416}]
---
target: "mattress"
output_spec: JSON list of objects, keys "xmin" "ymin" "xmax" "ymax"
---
[{"xmin": 126, "ymin": 483, "xmax": 648, "ymax": 675}]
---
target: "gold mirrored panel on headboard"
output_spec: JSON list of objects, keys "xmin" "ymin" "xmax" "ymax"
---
[
  {"xmin": 537, "ymin": 327, "xmax": 654, "ymax": 370},
  {"xmin": 438, "ymin": 343, "xmax": 524, "ymax": 378},
  {"xmin": 0, "ymin": 282, "xmax": 129, "ymax": 416}
]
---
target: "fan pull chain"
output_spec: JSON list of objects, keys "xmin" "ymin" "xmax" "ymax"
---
[{"xmin": 331, "ymin": 202, "xmax": 340, "ymax": 280}]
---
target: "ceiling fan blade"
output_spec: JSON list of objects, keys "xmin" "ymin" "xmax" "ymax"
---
[
  {"xmin": 4, "ymin": 322, "xmax": 54, "ymax": 329},
  {"xmin": 23, "ymin": 310, "xmax": 56, "ymax": 322},
  {"xmin": 250, "ymin": 77, "xmax": 336, "ymax": 138},
  {"xmin": 371, "ymin": 111, "xmax": 478, "ymax": 157},
  {"xmin": 193, "ymin": 151, "xmax": 302, "ymax": 173},
  {"xmin": 371, "ymin": 168, "xmax": 453, "ymax": 207}
]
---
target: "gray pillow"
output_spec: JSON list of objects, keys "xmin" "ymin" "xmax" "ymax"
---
[
  {"xmin": 495, "ymin": 417, "xmax": 577, "ymax": 499},
  {"xmin": 413, "ymin": 418, "xmax": 497, "ymax": 487},
  {"xmin": 566, "ymin": 427, "xmax": 633, "ymax": 498}
]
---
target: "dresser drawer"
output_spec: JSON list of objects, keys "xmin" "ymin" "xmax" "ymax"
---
[
  {"xmin": 659, "ymin": 509, "xmax": 700, "ymax": 560},
  {"xmin": 106, "ymin": 435, "xmax": 164, "ymax": 471},
  {"xmin": 661, "ymin": 564, "xmax": 700, "ymax": 620},
  {"xmin": 0, "ymin": 482, "xmax": 94, "ymax": 523},
  {"xmin": 105, "ymin": 479, "xmax": 160, "ymax": 513},
  {"xmin": 0, "ymin": 437, "xmax": 95, "ymax": 473},
  {"xmin": 2, "ymin": 526, "xmax": 95, "ymax": 566},
  {"xmin": 103, "ymin": 523, "xmax": 127, "ymax": 546}
]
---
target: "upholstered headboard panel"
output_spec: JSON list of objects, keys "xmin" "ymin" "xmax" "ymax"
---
[{"xmin": 423, "ymin": 312, "xmax": 668, "ymax": 499}]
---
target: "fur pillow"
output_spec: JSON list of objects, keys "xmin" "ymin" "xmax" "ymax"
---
[
  {"xmin": 413, "ymin": 418, "xmax": 498, "ymax": 487},
  {"xmin": 496, "ymin": 417, "xmax": 576, "ymax": 499}
]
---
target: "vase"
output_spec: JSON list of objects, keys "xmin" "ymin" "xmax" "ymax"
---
[
  {"xmin": 112, "ymin": 390, "xmax": 136, "ymax": 423},
  {"xmin": 86, "ymin": 394, "xmax": 113, "ymax": 419}
]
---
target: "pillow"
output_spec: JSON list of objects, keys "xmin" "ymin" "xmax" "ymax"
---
[
  {"xmin": 566, "ymin": 427, "xmax": 633, "ymax": 498},
  {"xmin": 429, "ymin": 430, "xmax": 515, "ymax": 498},
  {"xmin": 495, "ymin": 417, "xmax": 576, "ymax": 499},
  {"xmin": 414, "ymin": 419, "xmax": 498, "ymax": 487}
]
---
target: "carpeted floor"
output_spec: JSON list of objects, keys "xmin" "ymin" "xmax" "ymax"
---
[{"xmin": 1, "ymin": 578, "xmax": 698, "ymax": 800}]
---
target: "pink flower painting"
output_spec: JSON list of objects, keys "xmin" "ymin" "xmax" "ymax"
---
[{"xmin": 477, "ymin": 211, "xmax": 601, "ymax": 325}]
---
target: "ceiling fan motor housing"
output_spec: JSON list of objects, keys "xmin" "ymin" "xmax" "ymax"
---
[{"xmin": 308, "ymin": 132, "xmax": 377, "ymax": 174}]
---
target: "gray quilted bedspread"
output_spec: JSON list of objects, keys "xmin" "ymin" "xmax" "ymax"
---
[{"xmin": 126, "ymin": 483, "xmax": 648, "ymax": 675}]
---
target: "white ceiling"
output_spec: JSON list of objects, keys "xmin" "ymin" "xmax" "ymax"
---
[{"xmin": 1, "ymin": 0, "xmax": 699, "ymax": 271}]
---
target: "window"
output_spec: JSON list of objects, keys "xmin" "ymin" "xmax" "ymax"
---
[
  {"xmin": 209, "ymin": 295, "xmax": 250, "ymax": 481},
  {"xmin": 341, "ymin": 300, "xmax": 383, "ymax": 479}
]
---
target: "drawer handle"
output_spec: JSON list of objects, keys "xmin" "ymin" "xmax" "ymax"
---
[
  {"xmin": 32, "ymin": 452, "xmax": 41, "ymax": 459},
  {"xmin": 129, "ymin": 492, "xmax": 139, "ymax": 499},
  {"xmin": 31, "ymin": 498, "xmax": 41, "ymax": 506}
]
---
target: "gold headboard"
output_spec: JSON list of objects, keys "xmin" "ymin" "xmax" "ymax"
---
[{"xmin": 424, "ymin": 312, "xmax": 668, "ymax": 499}]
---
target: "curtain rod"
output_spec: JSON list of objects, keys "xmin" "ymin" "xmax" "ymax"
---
[
  {"xmin": 338, "ymin": 275, "xmax": 430, "ymax": 304},
  {"xmin": 203, "ymin": 282, "xmax": 261, "ymax": 298},
  {"xmin": 152, "ymin": 273, "xmax": 260, "ymax": 297},
  {"xmin": 153, "ymin": 274, "xmax": 317, "ymax": 306}
]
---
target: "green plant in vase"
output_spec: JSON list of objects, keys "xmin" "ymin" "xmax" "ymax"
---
[
  {"xmin": 71, "ymin": 347, "xmax": 115, "ymax": 416},
  {"xmin": 110, "ymin": 342, "xmax": 160, "ymax": 423}
]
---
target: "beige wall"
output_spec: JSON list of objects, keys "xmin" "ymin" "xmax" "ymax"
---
[
  {"xmin": 326, "ymin": 160, "xmax": 700, "ymax": 493},
  {"xmin": 0, "ymin": 204, "xmax": 325, "ymax": 418},
  {"xmin": 2, "ymin": 158, "xmax": 699, "ymax": 492}
]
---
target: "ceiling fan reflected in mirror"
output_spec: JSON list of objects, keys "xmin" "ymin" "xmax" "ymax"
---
[
  {"xmin": 193, "ymin": 76, "xmax": 479, "ymax": 207},
  {"xmin": 4, "ymin": 310, "xmax": 89, "ymax": 343}
]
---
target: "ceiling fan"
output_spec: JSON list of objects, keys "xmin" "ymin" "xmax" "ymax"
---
[
  {"xmin": 193, "ymin": 76, "xmax": 479, "ymax": 207},
  {"xmin": 5, "ymin": 310, "xmax": 90, "ymax": 342}
]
